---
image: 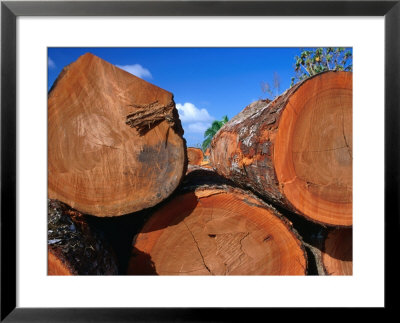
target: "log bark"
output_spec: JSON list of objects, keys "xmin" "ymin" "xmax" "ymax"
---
[
  {"xmin": 186, "ymin": 164, "xmax": 215, "ymax": 174},
  {"xmin": 322, "ymin": 228, "xmax": 352, "ymax": 275},
  {"xmin": 204, "ymin": 148, "xmax": 211, "ymax": 157},
  {"xmin": 48, "ymin": 199, "xmax": 118, "ymax": 275},
  {"xmin": 210, "ymin": 71, "xmax": 352, "ymax": 227},
  {"xmin": 187, "ymin": 147, "xmax": 204, "ymax": 166},
  {"xmin": 199, "ymin": 161, "xmax": 213, "ymax": 169},
  {"xmin": 127, "ymin": 169, "xmax": 307, "ymax": 275},
  {"xmin": 48, "ymin": 53, "xmax": 187, "ymax": 217},
  {"xmin": 200, "ymin": 148, "xmax": 213, "ymax": 168}
]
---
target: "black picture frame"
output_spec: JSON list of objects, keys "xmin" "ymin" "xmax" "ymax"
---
[{"xmin": 1, "ymin": 0, "xmax": 399, "ymax": 321}]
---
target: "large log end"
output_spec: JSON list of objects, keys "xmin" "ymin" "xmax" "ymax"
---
[
  {"xmin": 210, "ymin": 71, "xmax": 352, "ymax": 227},
  {"xmin": 48, "ymin": 53, "xmax": 187, "ymax": 216},
  {"xmin": 127, "ymin": 183, "xmax": 307, "ymax": 275}
]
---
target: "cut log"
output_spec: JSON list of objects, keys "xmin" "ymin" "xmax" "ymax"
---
[
  {"xmin": 48, "ymin": 199, "xmax": 118, "ymax": 275},
  {"xmin": 186, "ymin": 164, "xmax": 214, "ymax": 174},
  {"xmin": 48, "ymin": 53, "xmax": 187, "ymax": 217},
  {"xmin": 200, "ymin": 148, "xmax": 213, "ymax": 168},
  {"xmin": 187, "ymin": 147, "xmax": 204, "ymax": 166},
  {"xmin": 127, "ymin": 169, "xmax": 307, "ymax": 275},
  {"xmin": 199, "ymin": 161, "xmax": 213, "ymax": 169},
  {"xmin": 210, "ymin": 71, "xmax": 352, "ymax": 227},
  {"xmin": 322, "ymin": 228, "xmax": 352, "ymax": 275}
]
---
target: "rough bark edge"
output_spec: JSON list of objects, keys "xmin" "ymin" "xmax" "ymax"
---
[
  {"xmin": 209, "ymin": 81, "xmax": 306, "ymax": 211},
  {"xmin": 49, "ymin": 53, "xmax": 186, "ymax": 138},
  {"xmin": 48, "ymin": 199, "xmax": 119, "ymax": 275},
  {"xmin": 183, "ymin": 167, "xmax": 235, "ymax": 187},
  {"xmin": 48, "ymin": 53, "xmax": 188, "ymax": 217},
  {"xmin": 211, "ymin": 71, "xmax": 352, "ymax": 228},
  {"xmin": 48, "ymin": 246, "xmax": 77, "ymax": 275},
  {"xmin": 219, "ymin": 71, "xmax": 337, "ymax": 134},
  {"xmin": 302, "ymin": 241, "xmax": 326, "ymax": 275},
  {"xmin": 125, "ymin": 99, "xmax": 184, "ymax": 137}
]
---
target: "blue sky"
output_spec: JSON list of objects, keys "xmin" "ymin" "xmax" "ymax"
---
[{"xmin": 48, "ymin": 47, "xmax": 321, "ymax": 147}]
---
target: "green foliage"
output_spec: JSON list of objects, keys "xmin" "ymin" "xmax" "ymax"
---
[
  {"xmin": 202, "ymin": 115, "xmax": 229, "ymax": 152},
  {"xmin": 291, "ymin": 47, "xmax": 352, "ymax": 86}
]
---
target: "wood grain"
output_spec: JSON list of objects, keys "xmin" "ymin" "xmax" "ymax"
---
[
  {"xmin": 322, "ymin": 228, "xmax": 352, "ymax": 275},
  {"xmin": 48, "ymin": 53, "xmax": 187, "ymax": 216},
  {"xmin": 187, "ymin": 147, "xmax": 204, "ymax": 166},
  {"xmin": 210, "ymin": 71, "xmax": 352, "ymax": 226},
  {"xmin": 127, "ymin": 170, "xmax": 307, "ymax": 275}
]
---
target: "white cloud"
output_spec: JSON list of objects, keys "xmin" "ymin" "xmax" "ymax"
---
[
  {"xmin": 176, "ymin": 103, "xmax": 215, "ymax": 145},
  {"xmin": 188, "ymin": 122, "xmax": 211, "ymax": 134},
  {"xmin": 48, "ymin": 57, "xmax": 56, "ymax": 69},
  {"xmin": 116, "ymin": 64, "xmax": 152, "ymax": 79},
  {"xmin": 176, "ymin": 102, "xmax": 214, "ymax": 123}
]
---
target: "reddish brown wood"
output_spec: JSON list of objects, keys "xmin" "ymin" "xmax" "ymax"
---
[
  {"xmin": 48, "ymin": 199, "xmax": 118, "ymax": 275},
  {"xmin": 187, "ymin": 147, "xmax": 204, "ymax": 166},
  {"xmin": 48, "ymin": 53, "xmax": 187, "ymax": 217},
  {"xmin": 200, "ymin": 148, "xmax": 213, "ymax": 168},
  {"xmin": 48, "ymin": 250, "xmax": 73, "ymax": 275},
  {"xmin": 210, "ymin": 71, "xmax": 352, "ymax": 227},
  {"xmin": 322, "ymin": 228, "xmax": 352, "ymax": 275},
  {"xmin": 127, "ymin": 170, "xmax": 307, "ymax": 275},
  {"xmin": 199, "ymin": 162, "xmax": 213, "ymax": 169},
  {"xmin": 186, "ymin": 165, "xmax": 213, "ymax": 174}
]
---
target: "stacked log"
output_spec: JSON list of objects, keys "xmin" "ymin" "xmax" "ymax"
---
[
  {"xmin": 48, "ymin": 53, "xmax": 187, "ymax": 217},
  {"xmin": 210, "ymin": 71, "xmax": 352, "ymax": 227},
  {"xmin": 127, "ymin": 169, "xmax": 307, "ymax": 275},
  {"xmin": 322, "ymin": 228, "xmax": 352, "ymax": 275},
  {"xmin": 187, "ymin": 147, "xmax": 204, "ymax": 166},
  {"xmin": 48, "ymin": 199, "xmax": 118, "ymax": 275},
  {"xmin": 48, "ymin": 53, "xmax": 352, "ymax": 276}
]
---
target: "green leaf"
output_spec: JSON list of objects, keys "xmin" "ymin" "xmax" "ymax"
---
[
  {"xmin": 202, "ymin": 138, "xmax": 212, "ymax": 151},
  {"xmin": 202, "ymin": 115, "xmax": 230, "ymax": 151}
]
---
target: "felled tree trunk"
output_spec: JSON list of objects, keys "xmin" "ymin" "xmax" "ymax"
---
[
  {"xmin": 48, "ymin": 53, "xmax": 187, "ymax": 217},
  {"xmin": 186, "ymin": 164, "xmax": 215, "ymax": 174},
  {"xmin": 322, "ymin": 228, "xmax": 352, "ymax": 275},
  {"xmin": 200, "ymin": 162, "xmax": 213, "ymax": 169},
  {"xmin": 210, "ymin": 71, "xmax": 352, "ymax": 227},
  {"xmin": 200, "ymin": 148, "xmax": 213, "ymax": 168},
  {"xmin": 187, "ymin": 147, "xmax": 204, "ymax": 166},
  {"xmin": 48, "ymin": 199, "xmax": 118, "ymax": 275},
  {"xmin": 127, "ymin": 169, "xmax": 307, "ymax": 275}
]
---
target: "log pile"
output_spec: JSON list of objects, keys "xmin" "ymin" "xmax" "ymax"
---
[{"xmin": 48, "ymin": 54, "xmax": 352, "ymax": 276}]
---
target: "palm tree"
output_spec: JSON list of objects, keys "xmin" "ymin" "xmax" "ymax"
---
[{"xmin": 202, "ymin": 115, "xmax": 228, "ymax": 152}]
